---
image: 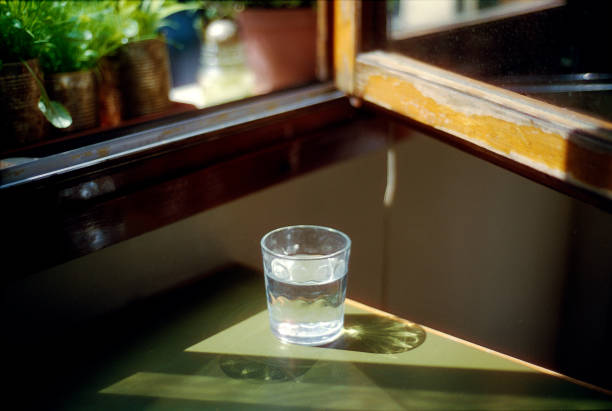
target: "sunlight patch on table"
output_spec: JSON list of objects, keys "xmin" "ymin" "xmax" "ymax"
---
[
  {"xmin": 186, "ymin": 304, "xmax": 532, "ymax": 373},
  {"xmin": 100, "ymin": 369, "xmax": 403, "ymax": 410}
]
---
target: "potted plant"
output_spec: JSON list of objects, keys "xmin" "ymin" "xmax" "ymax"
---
[
  {"xmin": 37, "ymin": 1, "xmax": 129, "ymax": 133},
  {"xmin": 0, "ymin": 0, "xmax": 71, "ymax": 148},
  {"xmin": 235, "ymin": 0, "xmax": 316, "ymax": 94},
  {"xmin": 113, "ymin": 0, "xmax": 200, "ymax": 119}
]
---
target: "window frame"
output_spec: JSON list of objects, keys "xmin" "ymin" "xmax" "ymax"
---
[
  {"xmin": 0, "ymin": 1, "xmax": 376, "ymax": 277},
  {"xmin": 3, "ymin": 0, "xmax": 612, "ymax": 277},
  {"xmin": 335, "ymin": 0, "xmax": 612, "ymax": 209},
  {"xmin": 2, "ymin": 82, "xmax": 395, "ymax": 278}
]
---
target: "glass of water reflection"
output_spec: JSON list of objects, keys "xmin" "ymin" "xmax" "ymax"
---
[{"xmin": 261, "ymin": 225, "xmax": 351, "ymax": 346}]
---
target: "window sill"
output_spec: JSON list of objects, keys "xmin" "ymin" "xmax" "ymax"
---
[{"xmin": 1, "ymin": 84, "xmax": 392, "ymax": 278}]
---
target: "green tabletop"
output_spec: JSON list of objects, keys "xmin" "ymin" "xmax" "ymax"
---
[{"xmin": 18, "ymin": 267, "xmax": 612, "ymax": 410}]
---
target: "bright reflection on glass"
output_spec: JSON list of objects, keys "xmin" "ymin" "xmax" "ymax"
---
[{"xmin": 389, "ymin": 0, "xmax": 561, "ymax": 38}]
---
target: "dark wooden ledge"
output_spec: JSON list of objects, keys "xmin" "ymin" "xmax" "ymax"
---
[{"xmin": 1, "ymin": 85, "xmax": 390, "ymax": 279}]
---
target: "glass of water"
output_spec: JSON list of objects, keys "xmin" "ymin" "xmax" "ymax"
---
[{"xmin": 261, "ymin": 225, "xmax": 351, "ymax": 346}]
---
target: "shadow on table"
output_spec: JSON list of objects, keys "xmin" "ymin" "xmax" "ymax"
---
[
  {"xmin": 216, "ymin": 313, "xmax": 426, "ymax": 384},
  {"xmin": 18, "ymin": 264, "xmax": 610, "ymax": 410}
]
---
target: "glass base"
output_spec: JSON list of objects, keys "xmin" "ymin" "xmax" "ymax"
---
[{"xmin": 270, "ymin": 322, "xmax": 343, "ymax": 346}]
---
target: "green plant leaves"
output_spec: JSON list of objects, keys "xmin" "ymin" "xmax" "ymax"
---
[
  {"xmin": 123, "ymin": 0, "xmax": 201, "ymax": 41},
  {"xmin": 0, "ymin": 1, "xmax": 44, "ymax": 62},
  {"xmin": 38, "ymin": 98, "xmax": 72, "ymax": 129},
  {"xmin": 22, "ymin": 59, "xmax": 73, "ymax": 129},
  {"xmin": 2, "ymin": 0, "xmax": 201, "ymax": 70}
]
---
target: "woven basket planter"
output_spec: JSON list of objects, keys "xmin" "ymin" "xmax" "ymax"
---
[
  {"xmin": 0, "ymin": 59, "xmax": 46, "ymax": 148},
  {"xmin": 46, "ymin": 70, "xmax": 98, "ymax": 133},
  {"xmin": 115, "ymin": 38, "xmax": 171, "ymax": 119}
]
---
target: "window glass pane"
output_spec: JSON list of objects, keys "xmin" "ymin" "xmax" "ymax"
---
[
  {"xmin": 387, "ymin": 0, "xmax": 612, "ymax": 122},
  {"xmin": 0, "ymin": 0, "xmax": 318, "ymax": 165},
  {"xmin": 389, "ymin": 0, "xmax": 555, "ymax": 37},
  {"xmin": 173, "ymin": 1, "xmax": 317, "ymax": 108}
]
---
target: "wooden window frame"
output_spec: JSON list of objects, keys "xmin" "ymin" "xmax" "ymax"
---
[
  {"xmin": 335, "ymin": 0, "xmax": 612, "ymax": 210},
  {"xmin": 3, "ymin": 0, "xmax": 611, "ymax": 277},
  {"xmin": 0, "ymin": 1, "xmax": 379, "ymax": 277},
  {"xmin": 1, "ymin": 82, "xmax": 395, "ymax": 278}
]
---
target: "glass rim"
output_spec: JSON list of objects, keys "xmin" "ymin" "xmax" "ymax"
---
[{"xmin": 260, "ymin": 225, "xmax": 351, "ymax": 260}]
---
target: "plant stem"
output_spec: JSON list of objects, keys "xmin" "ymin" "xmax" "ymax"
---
[{"xmin": 22, "ymin": 59, "xmax": 51, "ymax": 102}]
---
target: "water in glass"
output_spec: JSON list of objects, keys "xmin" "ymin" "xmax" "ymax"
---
[{"xmin": 265, "ymin": 255, "xmax": 348, "ymax": 345}]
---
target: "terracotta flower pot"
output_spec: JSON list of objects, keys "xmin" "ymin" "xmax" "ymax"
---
[
  {"xmin": 46, "ymin": 70, "xmax": 98, "ymax": 133},
  {"xmin": 0, "ymin": 59, "xmax": 46, "ymax": 148},
  {"xmin": 115, "ymin": 38, "xmax": 172, "ymax": 119},
  {"xmin": 237, "ymin": 8, "xmax": 316, "ymax": 94}
]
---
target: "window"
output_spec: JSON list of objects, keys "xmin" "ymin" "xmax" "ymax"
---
[
  {"xmin": 2, "ymin": 0, "xmax": 610, "ymax": 277},
  {"xmin": 0, "ymin": 1, "xmax": 325, "ymax": 162},
  {"xmin": 1, "ymin": 0, "xmax": 364, "ymax": 275},
  {"xmin": 335, "ymin": 0, "xmax": 612, "ymax": 207}
]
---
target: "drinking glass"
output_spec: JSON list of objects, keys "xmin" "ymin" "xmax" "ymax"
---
[{"xmin": 261, "ymin": 225, "xmax": 351, "ymax": 345}]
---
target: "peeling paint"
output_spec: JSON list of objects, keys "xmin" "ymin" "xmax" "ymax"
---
[
  {"xmin": 411, "ymin": 81, "xmax": 564, "ymax": 138},
  {"xmin": 97, "ymin": 147, "xmax": 110, "ymax": 158},
  {"xmin": 363, "ymin": 73, "xmax": 567, "ymax": 167},
  {"xmin": 265, "ymin": 102, "xmax": 280, "ymax": 111},
  {"xmin": 71, "ymin": 151, "xmax": 94, "ymax": 161},
  {"xmin": 362, "ymin": 51, "xmax": 612, "ymax": 137},
  {"xmin": 358, "ymin": 69, "xmax": 612, "ymax": 194}
]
